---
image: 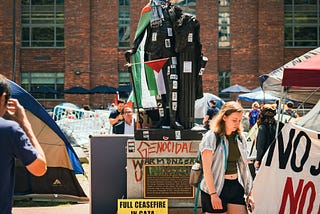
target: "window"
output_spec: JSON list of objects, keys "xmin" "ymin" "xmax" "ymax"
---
[
  {"xmin": 176, "ymin": 0, "xmax": 196, "ymax": 16},
  {"xmin": 21, "ymin": 72, "xmax": 64, "ymax": 100},
  {"xmin": 218, "ymin": 71, "xmax": 230, "ymax": 99},
  {"xmin": 218, "ymin": 0, "xmax": 230, "ymax": 48},
  {"xmin": 118, "ymin": 70, "xmax": 131, "ymax": 99},
  {"xmin": 118, "ymin": 0, "xmax": 130, "ymax": 48},
  {"xmin": 21, "ymin": 0, "xmax": 64, "ymax": 48},
  {"xmin": 284, "ymin": 0, "xmax": 319, "ymax": 47},
  {"xmin": 118, "ymin": 70, "xmax": 131, "ymax": 86}
]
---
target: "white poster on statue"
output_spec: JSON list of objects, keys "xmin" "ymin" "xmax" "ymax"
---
[{"xmin": 252, "ymin": 122, "xmax": 320, "ymax": 214}]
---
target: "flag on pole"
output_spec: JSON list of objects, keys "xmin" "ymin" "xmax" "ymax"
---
[
  {"xmin": 114, "ymin": 91, "xmax": 119, "ymax": 105},
  {"xmin": 129, "ymin": 2, "xmax": 161, "ymax": 108},
  {"xmin": 129, "ymin": 3, "xmax": 151, "ymax": 108},
  {"xmin": 144, "ymin": 58, "xmax": 168, "ymax": 95},
  {"xmin": 144, "ymin": 58, "xmax": 169, "ymax": 73}
]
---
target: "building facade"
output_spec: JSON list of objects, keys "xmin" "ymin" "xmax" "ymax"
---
[{"xmin": 0, "ymin": 0, "xmax": 319, "ymax": 108}]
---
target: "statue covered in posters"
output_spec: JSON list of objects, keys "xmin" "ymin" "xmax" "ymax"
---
[{"xmin": 125, "ymin": 0, "xmax": 207, "ymax": 130}]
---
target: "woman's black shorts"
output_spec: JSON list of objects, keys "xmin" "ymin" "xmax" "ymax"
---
[{"xmin": 201, "ymin": 179, "xmax": 246, "ymax": 213}]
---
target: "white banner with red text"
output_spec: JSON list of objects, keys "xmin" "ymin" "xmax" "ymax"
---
[{"xmin": 252, "ymin": 122, "xmax": 320, "ymax": 214}]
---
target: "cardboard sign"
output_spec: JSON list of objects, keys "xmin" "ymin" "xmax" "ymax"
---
[{"xmin": 118, "ymin": 199, "xmax": 168, "ymax": 214}]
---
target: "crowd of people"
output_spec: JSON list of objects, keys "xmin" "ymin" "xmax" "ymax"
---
[
  {"xmin": 3, "ymin": 70, "xmax": 305, "ymax": 213},
  {"xmin": 108, "ymin": 99, "xmax": 135, "ymax": 135}
]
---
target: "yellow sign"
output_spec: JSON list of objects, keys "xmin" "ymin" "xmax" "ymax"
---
[{"xmin": 118, "ymin": 199, "xmax": 168, "ymax": 214}]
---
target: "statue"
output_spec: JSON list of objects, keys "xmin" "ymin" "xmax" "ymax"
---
[{"xmin": 125, "ymin": 0, "xmax": 207, "ymax": 130}]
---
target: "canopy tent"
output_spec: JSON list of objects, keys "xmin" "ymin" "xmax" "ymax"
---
[
  {"xmin": 30, "ymin": 86, "xmax": 59, "ymax": 94},
  {"xmin": 63, "ymin": 86, "xmax": 90, "ymax": 94},
  {"xmin": 260, "ymin": 47, "xmax": 320, "ymax": 104},
  {"xmin": 251, "ymin": 86, "xmax": 262, "ymax": 92},
  {"xmin": 117, "ymin": 85, "xmax": 132, "ymax": 93},
  {"xmin": 237, "ymin": 90, "xmax": 279, "ymax": 102},
  {"xmin": 282, "ymin": 53, "xmax": 320, "ymax": 87},
  {"xmin": 90, "ymin": 85, "xmax": 117, "ymax": 94},
  {"xmin": 30, "ymin": 86, "xmax": 60, "ymax": 100},
  {"xmin": 8, "ymin": 80, "xmax": 88, "ymax": 202},
  {"xmin": 221, "ymin": 84, "xmax": 251, "ymax": 93},
  {"xmin": 253, "ymin": 56, "xmax": 320, "ymax": 212}
]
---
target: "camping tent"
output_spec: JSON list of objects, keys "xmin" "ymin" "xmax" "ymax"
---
[
  {"xmin": 260, "ymin": 47, "xmax": 320, "ymax": 104},
  {"xmin": 8, "ymin": 80, "xmax": 88, "ymax": 201},
  {"xmin": 194, "ymin": 93, "xmax": 224, "ymax": 120}
]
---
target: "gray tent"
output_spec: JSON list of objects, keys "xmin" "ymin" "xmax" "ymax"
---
[{"xmin": 297, "ymin": 100, "xmax": 320, "ymax": 132}]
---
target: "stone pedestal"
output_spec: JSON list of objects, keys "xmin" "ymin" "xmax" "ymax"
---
[{"xmin": 127, "ymin": 129, "xmax": 204, "ymax": 208}]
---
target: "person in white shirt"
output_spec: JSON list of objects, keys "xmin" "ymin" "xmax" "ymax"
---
[{"xmin": 113, "ymin": 105, "xmax": 135, "ymax": 134}]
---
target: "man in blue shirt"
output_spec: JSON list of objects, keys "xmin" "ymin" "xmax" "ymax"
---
[
  {"xmin": 202, "ymin": 100, "xmax": 220, "ymax": 130},
  {"xmin": 0, "ymin": 74, "xmax": 47, "ymax": 214},
  {"xmin": 109, "ymin": 99, "xmax": 125, "ymax": 133}
]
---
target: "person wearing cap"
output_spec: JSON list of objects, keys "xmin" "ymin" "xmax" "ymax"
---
[
  {"xmin": 284, "ymin": 101, "xmax": 298, "ymax": 118},
  {"xmin": 202, "ymin": 99, "xmax": 220, "ymax": 130},
  {"xmin": 109, "ymin": 99, "xmax": 125, "ymax": 133},
  {"xmin": 254, "ymin": 104, "xmax": 284, "ymax": 171}
]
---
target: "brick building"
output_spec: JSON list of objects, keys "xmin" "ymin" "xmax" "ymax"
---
[{"xmin": 0, "ymin": 0, "xmax": 319, "ymax": 108}]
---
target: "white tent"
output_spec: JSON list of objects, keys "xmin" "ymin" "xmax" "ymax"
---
[
  {"xmin": 296, "ymin": 99, "xmax": 320, "ymax": 132},
  {"xmin": 194, "ymin": 93, "xmax": 224, "ymax": 119},
  {"xmin": 260, "ymin": 47, "xmax": 320, "ymax": 104}
]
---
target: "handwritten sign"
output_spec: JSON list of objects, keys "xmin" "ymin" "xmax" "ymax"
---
[{"xmin": 252, "ymin": 123, "xmax": 320, "ymax": 213}]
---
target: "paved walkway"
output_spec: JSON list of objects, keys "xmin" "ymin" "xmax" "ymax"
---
[
  {"xmin": 13, "ymin": 205, "xmax": 203, "ymax": 214},
  {"xmin": 12, "ymin": 203, "xmax": 90, "ymax": 214}
]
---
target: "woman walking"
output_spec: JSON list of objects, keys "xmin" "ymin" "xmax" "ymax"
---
[{"xmin": 199, "ymin": 101, "xmax": 254, "ymax": 213}]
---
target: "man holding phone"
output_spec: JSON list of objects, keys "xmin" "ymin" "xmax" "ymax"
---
[{"xmin": 0, "ymin": 74, "xmax": 47, "ymax": 213}]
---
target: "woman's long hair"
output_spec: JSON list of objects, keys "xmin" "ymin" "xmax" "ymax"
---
[{"xmin": 210, "ymin": 101, "xmax": 244, "ymax": 137}]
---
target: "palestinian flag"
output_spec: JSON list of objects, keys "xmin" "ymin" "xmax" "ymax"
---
[
  {"xmin": 130, "ymin": 3, "xmax": 165, "ymax": 108},
  {"xmin": 144, "ymin": 58, "xmax": 168, "ymax": 95},
  {"xmin": 144, "ymin": 58, "xmax": 169, "ymax": 73}
]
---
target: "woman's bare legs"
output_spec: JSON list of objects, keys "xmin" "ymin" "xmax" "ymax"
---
[{"xmin": 227, "ymin": 204, "xmax": 248, "ymax": 214}]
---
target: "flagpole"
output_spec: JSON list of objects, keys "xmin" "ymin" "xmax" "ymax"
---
[
  {"xmin": 125, "ymin": 62, "xmax": 143, "ymax": 129},
  {"xmin": 129, "ymin": 57, "xmax": 169, "ymax": 66}
]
